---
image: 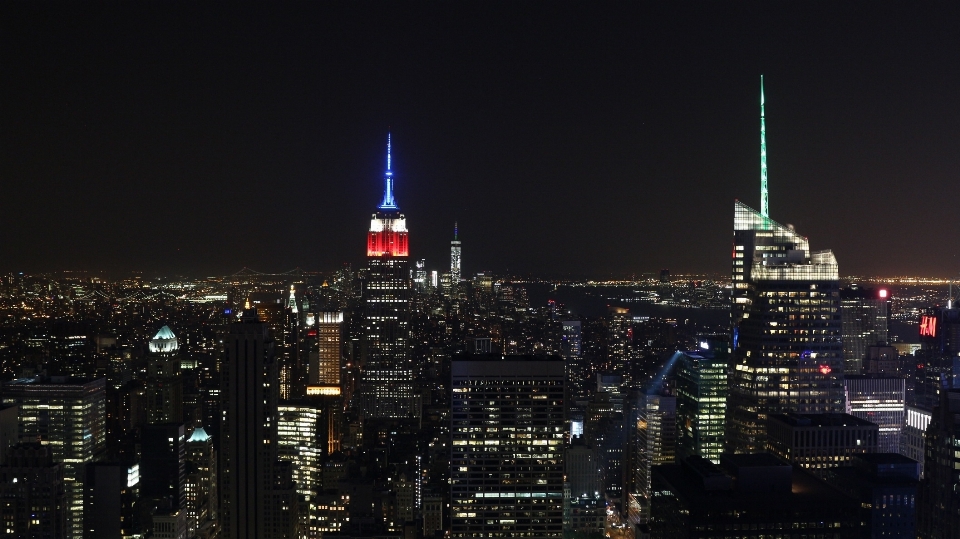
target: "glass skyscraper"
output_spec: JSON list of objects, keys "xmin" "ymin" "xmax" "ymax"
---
[
  {"xmin": 727, "ymin": 201, "xmax": 843, "ymax": 453},
  {"xmin": 675, "ymin": 344, "xmax": 729, "ymax": 463}
]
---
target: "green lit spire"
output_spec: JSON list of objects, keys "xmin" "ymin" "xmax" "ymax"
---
[{"xmin": 760, "ymin": 75, "xmax": 768, "ymax": 218}]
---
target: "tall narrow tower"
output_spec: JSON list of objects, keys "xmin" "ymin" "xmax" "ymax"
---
[
  {"xmin": 450, "ymin": 222, "xmax": 462, "ymax": 285},
  {"xmin": 760, "ymin": 75, "xmax": 769, "ymax": 218},
  {"xmin": 145, "ymin": 325, "xmax": 183, "ymax": 424},
  {"xmin": 361, "ymin": 133, "xmax": 415, "ymax": 419},
  {"xmin": 726, "ymin": 78, "xmax": 844, "ymax": 453},
  {"xmin": 220, "ymin": 309, "xmax": 298, "ymax": 538}
]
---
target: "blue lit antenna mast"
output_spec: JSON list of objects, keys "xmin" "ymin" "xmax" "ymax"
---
[
  {"xmin": 379, "ymin": 132, "xmax": 398, "ymax": 210},
  {"xmin": 760, "ymin": 75, "xmax": 769, "ymax": 219}
]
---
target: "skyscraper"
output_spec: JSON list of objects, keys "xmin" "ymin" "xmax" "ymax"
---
[
  {"xmin": 184, "ymin": 426, "xmax": 217, "ymax": 534},
  {"xmin": 2, "ymin": 377, "xmax": 106, "ymax": 539},
  {"xmin": 840, "ymin": 286, "xmax": 890, "ymax": 374},
  {"xmin": 219, "ymin": 309, "xmax": 298, "ymax": 539},
  {"xmin": 727, "ymin": 78, "xmax": 844, "ymax": 453},
  {"xmin": 450, "ymin": 222, "xmax": 461, "ymax": 287},
  {"xmin": 309, "ymin": 311, "xmax": 343, "ymax": 396},
  {"xmin": 307, "ymin": 311, "xmax": 344, "ymax": 456},
  {"xmin": 278, "ymin": 403, "xmax": 322, "ymax": 536},
  {"xmin": 844, "ymin": 375, "xmax": 905, "ymax": 453},
  {"xmin": 914, "ymin": 307, "xmax": 960, "ymax": 409},
  {"xmin": 629, "ymin": 392, "xmax": 676, "ymax": 526},
  {"xmin": 916, "ymin": 389, "xmax": 960, "ymax": 538},
  {"xmin": 361, "ymin": 134, "xmax": 415, "ymax": 419},
  {"xmin": 145, "ymin": 326, "xmax": 183, "ymax": 424},
  {"xmin": 675, "ymin": 343, "xmax": 728, "ymax": 464},
  {"xmin": 450, "ymin": 355, "xmax": 565, "ymax": 539},
  {"xmin": 141, "ymin": 423, "xmax": 186, "ymax": 504}
]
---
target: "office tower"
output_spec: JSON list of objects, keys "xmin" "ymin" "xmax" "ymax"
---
[
  {"xmin": 901, "ymin": 405, "xmax": 932, "ymax": 477},
  {"xmin": 585, "ymin": 388, "xmax": 624, "ymax": 498},
  {"xmin": 564, "ymin": 439, "xmax": 604, "ymax": 537},
  {"xmin": 282, "ymin": 284, "xmax": 305, "ymax": 400},
  {"xmin": 825, "ymin": 454, "xmax": 919, "ymax": 539},
  {"xmin": 727, "ymin": 200, "xmax": 843, "ymax": 453},
  {"xmin": 450, "ymin": 355, "xmax": 564, "ymax": 539},
  {"xmin": 184, "ymin": 426, "xmax": 217, "ymax": 534},
  {"xmin": 145, "ymin": 326, "xmax": 183, "ymax": 424},
  {"xmin": 841, "ymin": 286, "xmax": 890, "ymax": 374},
  {"xmin": 2, "ymin": 377, "xmax": 106, "ymax": 539},
  {"xmin": 728, "ymin": 77, "xmax": 843, "ymax": 454},
  {"xmin": 219, "ymin": 309, "xmax": 298, "ymax": 539},
  {"xmin": 914, "ymin": 307, "xmax": 960, "ymax": 409},
  {"xmin": 140, "ymin": 423, "xmax": 186, "ymax": 517},
  {"xmin": 766, "ymin": 413, "xmax": 878, "ymax": 475},
  {"xmin": 844, "ymin": 375, "xmax": 905, "ymax": 452},
  {"xmin": 0, "ymin": 443, "xmax": 66, "ymax": 539},
  {"xmin": 675, "ymin": 344, "xmax": 728, "ymax": 464},
  {"xmin": 650, "ymin": 453, "xmax": 860, "ymax": 539},
  {"xmin": 278, "ymin": 403, "xmax": 322, "ymax": 535},
  {"xmin": 561, "ymin": 321, "xmax": 588, "ymax": 400},
  {"xmin": 450, "ymin": 222, "xmax": 461, "ymax": 287},
  {"xmin": 629, "ymin": 392, "xmax": 676, "ymax": 526},
  {"xmin": 917, "ymin": 389, "xmax": 960, "ymax": 538},
  {"xmin": 607, "ymin": 307, "xmax": 635, "ymax": 383},
  {"xmin": 361, "ymin": 134, "xmax": 414, "ymax": 419},
  {"xmin": 308, "ymin": 311, "xmax": 343, "ymax": 455},
  {"xmin": 309, "ymin": 312, "xmax": 343, "ymax": 395}
]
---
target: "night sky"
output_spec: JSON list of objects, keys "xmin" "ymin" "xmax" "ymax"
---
[{"xmin": 2, "ymin": 2, "xmax": 958, "ymax": 277}]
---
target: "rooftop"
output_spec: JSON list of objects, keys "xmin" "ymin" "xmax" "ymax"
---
[{"xmin": 770, "ymin": 412, "xmax": 877, "ymax": 428}]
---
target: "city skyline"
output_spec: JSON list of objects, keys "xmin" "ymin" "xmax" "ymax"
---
[{"xmin": 2, "ymin": 3, "xmax": 958, "ymax": 277}]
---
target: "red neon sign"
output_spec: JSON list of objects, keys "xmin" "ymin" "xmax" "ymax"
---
[
  {"xmin": 920, "ymin": 315, "xmax": 937, "ymax": 338},
  {"xmin": 818, "ymin": 364, "xmax": 832, "ymax": 375}
]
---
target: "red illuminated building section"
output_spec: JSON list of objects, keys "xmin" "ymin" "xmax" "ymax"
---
[{"xmin": 367, "ymin": 213, "xmax": 409, "ymax": 257}]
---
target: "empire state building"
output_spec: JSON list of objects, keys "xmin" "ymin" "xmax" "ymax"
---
[{"xmin": 360, "ymin": 134, "xmax": 416, "ymax": 419}]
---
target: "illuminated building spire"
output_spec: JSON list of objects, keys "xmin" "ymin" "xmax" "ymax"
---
[
  {"xmin": 760, "ymin": 75, "xmax": 769, "ymax": 218},
  {"xmin": 379, "ymin": 132, "xmax": 398, "ymax": 210},
  {"xmin": 454, "ymin": 221, "xmax": 458, "ymax": 241},
  {"xmin": 287, "ymin": 284, "xmax": 298, "ymax": 314}
]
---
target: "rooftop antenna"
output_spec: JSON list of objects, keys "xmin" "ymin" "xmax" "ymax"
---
[
  {"xmin": 379, "ymin": 132, "xmax": 398, "ymax": 210},
  {"xmin": 760, "ymin": 75, "xmax": 769, "ymax": 219}
]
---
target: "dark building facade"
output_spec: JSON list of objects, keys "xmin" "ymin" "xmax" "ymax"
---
[
  {"xmin": 219, "ymin": 310, "xmax": 298, "ymax": 539},
  {"xmin": 0, "ymin": 443, "xmax": 66, "ymax": 539},
  {"xmin": 651, "ymin": 453, "xmax": 859, "ymax": 539},
  {"xmin": 825, "ymin": 454, "xmax": 919, "ymax": 539},
  {"xmin": 916, "ymin": 389, "xmax": 960, "ymax": 539}
]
